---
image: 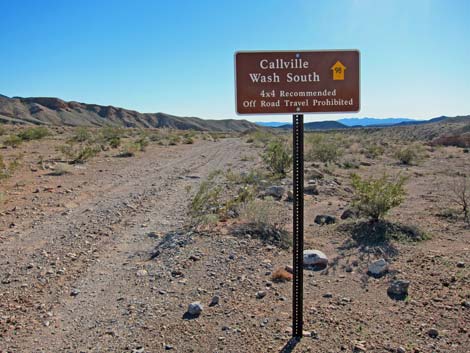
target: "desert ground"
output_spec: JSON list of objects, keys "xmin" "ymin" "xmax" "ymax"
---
[{"xmin": 0, "ymin": 124, "xmax": 469, "ymax": 353}]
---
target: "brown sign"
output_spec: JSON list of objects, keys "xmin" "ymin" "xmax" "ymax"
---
[{"xmin": 235, "ymin": 50, "xmax": 360, "ymax": 114}]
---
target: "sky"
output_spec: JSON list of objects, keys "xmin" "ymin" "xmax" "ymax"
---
[{"xmin": 1, "ymin": 0, "xmax": 469, "ymax": 122}]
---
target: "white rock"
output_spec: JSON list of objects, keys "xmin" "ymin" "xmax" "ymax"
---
[
  {"xmin": 303, "ymin": 250, "xmax": 328, "ymax": 267},
  {"xmin": 367, "ymin": 259, "xmax": 389, "ymax": 277}
]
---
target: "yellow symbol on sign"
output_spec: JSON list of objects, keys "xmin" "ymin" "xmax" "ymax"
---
[{"xmin": 331, "ymin": 61, "xmax": 346, "ymax": 80}]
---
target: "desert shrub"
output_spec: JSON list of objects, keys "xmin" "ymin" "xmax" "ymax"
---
[
  {"xmin": 183, "ymin": 137, "xmax": 194, "ymax": 144},
  {"xmin": 118, "ymin": 143, "xmax": 138, "ymax": 157},
  {"xmin": 59, "ymin": 144, "xmax": 100, "ymax": 164},
  {"xmin": 225, "ymin": 169, "xmax": 263, "ymax": 186},
  {"xmin": 451, "ymin": 175, "xmax": 470, "ymax": 224},
  {"xmin": 190, "ymin": 178, "xmax": 223, "ymax": 226},
  {"xmin": 71, "ymin": 127, "xmax": 93, "ymax": 143},
  {"xmin": 351, "ymin": 173, "xmax": 407, "ymax": 221},
  {"xmin": 3, "ymin": 135, "xmax": 22, "ymax": 148},
  {"xmin": 262, "ymin": 139, "xmax": 292, "ymax": 176},
  {"xmin": 168, "ymin": 135, "xmax": 181, "ymax": 145},
  {"xmin": 100, "ymin": 126, "xmax": 124, "ymax": 147},
  {"xmin": 18, "ymin": 127, "xmax": 50, "ymax": 141},
  {"xmin": 236, "ymin": 199, "xmax": 290, "ymax": 248},
  {"xmin": 0, "ymin": 154, "xmax": 21, "ymax": 179},
  {"xmin": 246, "ymin": 130, "xmax": 274, "ymax": 146},
  {"xmin": 307, "ymin": 134, "xmax": 343, "ymax": 163},
  {"xmin": 395, "ymin": 144, "xmax": 426, "ymax": 165},
  {"xmin": 364, "ymin": 144, "xmax": 385, "ymax": 159},
  {"xmin": 135, "ymin": 135, "xmax": 149, "ymax": 151},
  {"xmin": 342, "ymin": 159, "xmax": 360, "ymax": 169},
  {"xmin": 49, "ymin": 163, "xmax": 72, "ymax": 176}
]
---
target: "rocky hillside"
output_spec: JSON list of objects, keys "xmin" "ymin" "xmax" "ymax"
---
[{"xmin": 0, "ymin": 95, "xmax": 257, "ymax": 132}]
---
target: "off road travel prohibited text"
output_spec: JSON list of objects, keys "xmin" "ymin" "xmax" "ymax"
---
[{"xmin": 235, "ymin": 50, "xmax": 360, "ymax": 340}]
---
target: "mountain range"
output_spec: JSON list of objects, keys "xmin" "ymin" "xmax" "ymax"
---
[{"xmin": 0, "ymin": 95, "xmax": 258, "ymax": 132}]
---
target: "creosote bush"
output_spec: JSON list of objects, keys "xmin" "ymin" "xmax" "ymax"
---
[
  {"xmin": 351, "ymin": 173, "xmax": 407, "ymax": 221},
  {"xmin": 59, "ymin": 144, "xmax": 101, "ymax": 164},
  {"xmin": 307, "ymin": 134, "xmax": 343, "ymax": 164},
  {"xmin": 395, "ymin": 144, "xmax": 426, "ymax": 165},
  {"xmin": 0, "ymin": 154, "xmax": 21, "ymax": 179},
  {"xmin": 17, "ymin": 127, "xmax": 50, "ymax": 141},
  {"xmin": 262, "ymin": 139, "xmax": 292, "ymax": 176},
  {"xmin": 3, "ymin": 135, "xmax": 23, "ymax": 148}
]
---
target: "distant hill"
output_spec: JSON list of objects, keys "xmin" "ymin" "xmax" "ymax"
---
[
  {"xmin": 277, "ymin": 120, "xmax": 348, "ymax": 130},
  {"xmin": 338, "ymin": 117, "xmax": 415, "ymax": 126},
  {"xmin": 0, "ymin": 95, "xmax": 258, "ymax": 132}
]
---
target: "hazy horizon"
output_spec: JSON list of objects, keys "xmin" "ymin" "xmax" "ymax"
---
[{"xmin": 1, "ymin": 0, "xmax": 469, "ymax": 122}]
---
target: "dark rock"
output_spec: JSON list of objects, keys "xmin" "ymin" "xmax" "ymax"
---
[
  {"xmin": 387, "ymin": 280, "xmax": 410, "ymax": 300},
  {"xmin": 314, "ymin": 215, "xmax": 336, "ymax": 225},
  {"xmin": 264, "ymin": 186, "xmax": 285, "ymax": 200},
  {"xmin": 427, "ymin": 328, "xmax": 439, "ymax": 338},
  {"xmin": 304, "ymin": 185, "xmax": 319, "ymax": 195},
  {"xmin": 340, "ymin": 209, "xmax": 357, "ymax": 220}
]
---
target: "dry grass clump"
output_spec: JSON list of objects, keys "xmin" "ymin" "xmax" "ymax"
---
[{"xmin": 271, "ymin": 267, "xmax": 293, "ymax": 282}]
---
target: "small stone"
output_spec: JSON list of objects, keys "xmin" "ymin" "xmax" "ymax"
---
[
  {"xmin": 256, "ymin": 291, "xmax": 267, "ymax": 299},
  {"xmin": 323, "ymin": 293, "xmax": 333, "ymax": 298},
  {"xmin": 264, "ymin": 186, "xmax": 285, "ymax": 200},
  {"xmin": 70, "ymin": 288, "xmax": 80, "ymax": 297},
  {"xmin": 187, "ymin": 302, "xmax": 203, "ymax": 316},
  {"xmin": 427, "ymin": 328, "xmax": 439, "ymax": 338},
  {"xmin": 367, "ymin": 259, "xmax": 389, "ymax": 278},
  {"xmin": 136, "ymin": 269, "xmax": 148, "ymax": 277},
  {"xmin": 397, "ymin": 346, "xmax": 406, "ymax": 353},
  {"xmin": 303, "ymin": 249, "xmax": 328, "ymax": 267},
  {"xmin": 314, "ymin": 215, "xmax": 336, "ymax": 225},
  {"xmin": 285, "ymin": 265, "xmax": 293, "ymax": 274},
  {"xmin": 387, "ymin": 280, "xmax": 410, "ymax": 300},
  {"xmin": 209, "ymin": 295, "xmax": 220, "ymax": 306},
  {"xmin": 164, "ymin": 344, "xmax": 174, "ymax": 350},
  {"xmin": 456, "ymin": 261, "xmax": 465, "ymax": 268}
]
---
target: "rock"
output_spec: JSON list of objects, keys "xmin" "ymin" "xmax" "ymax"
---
[
  {"xmin": 427, "ymin": 328, "xmax": 439, "ymax": 338},
  {"xmin": 304, "ymin": 185, "xmax": 319, "ymax": 195},
  {"xmin": 387, "ymin": 280, "xmax": 410, "ymax": 300},
  {"xmin": 462, "ymin": 301, "xmax": 470, "ymax": 308},
  {"xmin": 397, "ymin": 346, "xmax": 406, "ymax": 353},
  {"xmin": 285, "ymin": 265, "xmax": 293, "ymax": 274},
  {"xmin": 286, "ymin": 190, "xmax": 294, "ymax": 202},
  {"xmin": 187, "ymin": 302, "xmax": 203, "ymax": 316},
  {"xmin": 304, "ymin": 250, "xmax": 328, "ymax": 267},
  {"xmin": 70, "ymin": 288, "xmax": 80, "ymax": 297},
  {"xmin": 457, "ymin": 261, "xmax": 465, "ymax": 268},
  {"xmin": 256, "ymin": 291, "xmax": 267, "ymax": 299},
  {"xmin": 367, "ymin": 259, "xmax": 389, "ymax": 278},
  {"xmin": 164, "ymin": 344, "xmax": 174, "ymax": 350},
  {"xmin": 314, "ymin": 215, "xmax": 336, "ymax": 225},
  {"xmin": 209, "ymin": 295, "xmax": 220, "ymax": 306},
  {"xmin": 340, "ymin": 209, "xmax": 356, "ymax": 220},
  {"xmin": 306, "ymin": 169, "xmax": 324, "ymax": 179},
  {"xmin": 323, "ymin": 292, "xmax": 333, "ymax": 298},
  {"xmin": 264, "ymin": 186, "xmax": 285, "ymax": 200},
  {"xmin": 136, "ymin": 269, "xmax": 148, "ymax": 277}
]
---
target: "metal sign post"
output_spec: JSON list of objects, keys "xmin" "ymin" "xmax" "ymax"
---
[
  {"xmin": 234, "ymin": 50, "xmax": 360, "ymax": 341},
  {"xmin": 292, "ymin": 114, "xmax": 304, "ymax": 338}
]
